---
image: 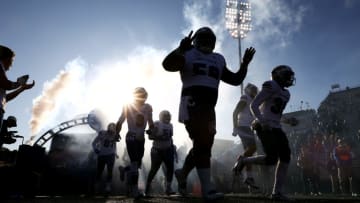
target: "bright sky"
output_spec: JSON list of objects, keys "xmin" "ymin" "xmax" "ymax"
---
[{"xmin": 1, "ymin": 0, "xmax": 360, "ymax": 150}]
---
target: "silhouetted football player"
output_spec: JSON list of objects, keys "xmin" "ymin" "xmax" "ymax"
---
[
  {"xmin": 162, "ymin": 26, "xmax": 255, "ymax": 201},
  {"xmin": 233, "ymin": 65, "xmax": 295, "ymax": 201}
]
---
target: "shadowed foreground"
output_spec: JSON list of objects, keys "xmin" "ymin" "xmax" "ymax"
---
[{"xmin": 1, "ymin": 194, "xmax": 360, "ymax": 203}]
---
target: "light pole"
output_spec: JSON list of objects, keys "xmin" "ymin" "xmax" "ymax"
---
[{"xmin": 225, "ymin": 0, "xmax": 252, "ymax": 94}]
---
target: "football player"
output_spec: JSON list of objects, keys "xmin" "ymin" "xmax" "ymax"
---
[
  {"xmin": 145, "ymin": 110, "xmax": 176, "ymax": 196},
  {"xmin": 162, "ymin": 27, "xmax": 256, "ymax": 201},
  {"xmin": 92, "ymin": 122, "xmax": 119, "ymax": 193},
  {"xmin": 233, "ymin": 65, "xmax": 295, "ymax": 201},
  {"xmin": 116, "ymin": 87, "xmax": 154, "ymax": 198},
  {"xmin": 232, "ymin": 83, "xmax": 259, "ymax": 190}
]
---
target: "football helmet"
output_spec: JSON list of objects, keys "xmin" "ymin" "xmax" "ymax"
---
[
  {"xmin": 244, "ymin": 83, "xmax": 258, "ymax": 98},
  {"xmin": 133, "ymin": 87, "xmax": 148, "ymax": 103},
  {"xmin": 87, "ymin": 110, "xmax": 103, "ymax": 132},
  {"xmin": 159, "ymin": 110, "xmax": 171, "ymax": 123},
  {"xmin": 193, "ymin": 27, "xmax": 216, "ymax": 54},
  {"xmin": 271, "ymin": 65, "xmax": 295, "ymax": 87}
]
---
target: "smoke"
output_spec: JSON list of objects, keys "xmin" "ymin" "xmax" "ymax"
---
[{"xmin": 27, "ymin": 0, "xmax": 308, "ymax": 145}]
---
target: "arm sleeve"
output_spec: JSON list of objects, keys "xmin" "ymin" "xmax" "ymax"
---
[{"xmin": 221, "ymin": 56, "xmax": 248, "ymax": 86}]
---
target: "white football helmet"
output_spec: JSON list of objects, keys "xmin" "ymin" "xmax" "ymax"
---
[
  {"xmin": 244, "ymin": 83, "xmax": 258, "ymax": 98},
  {"xmin": 87, "ymin": 110, "xmax": 104, "ymax": 132}
]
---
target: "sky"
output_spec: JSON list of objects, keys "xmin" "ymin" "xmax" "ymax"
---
[{"xmin": 1, "ymin": 0, "xmax": 360, "ymax": 150}]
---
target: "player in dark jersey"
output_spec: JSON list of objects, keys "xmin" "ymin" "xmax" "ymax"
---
[
  {"xmin": 162, "ymin": 26, "xmax": 255, "ymax": 201},
  {"xmin": 116, "ymin": 87, "xmax": 154, "ymax": 198},
  {"xmin": 233, "ymin": 65, "xmax": 295, "ymax": 201}
]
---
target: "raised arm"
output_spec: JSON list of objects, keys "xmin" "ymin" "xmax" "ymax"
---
[
  {"xmin": 162, "ymin": 31, "xmax": 194, "ymax": 72},
  {"xmin": 6, "ymin": 80, "xmax": 35, "ymax": 102},
  {"xmin": 221, "ymin": 47, "xmax": 256, "ymax": 85}
]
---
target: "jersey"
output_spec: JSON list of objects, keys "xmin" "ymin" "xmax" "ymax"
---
[
  {"xmin": 251, "ymin": 80, "xmax": 290, "ymax": 128},
  {"xmin": 236, "ymin": 93, "xmax": 255, "ymax": 127},
  {"xmin": 151, "ymin": 120, "xmax": 173, "ymax": 149},
  {"xmin": 119, "ymin": 103, "xmax": 153, "ymax": 137},
  {"xmin": 178, "ymin": 48, "xmax": 226, "ymax": 122},
  {"xmin": 92, "ymin": 130, "xmax": 117, "ymax": 156}
]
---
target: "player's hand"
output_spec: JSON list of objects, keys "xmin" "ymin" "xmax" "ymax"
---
[
  {"xmin": 21, "ymin": 80, "xmax": 35, "ymax": 90},
  {"xmin": 232, "ymin": 127, "xmax": 238, "ymax": 137},
  {"xmin": 179, "ymin": 30, "xmax": 194, "ymax": 52},
  {"xmin": 94, "ymin": 149, "xmax": 100, "ymax": 154},
  {"xmin": 17, "ymin": 74, "xmax": 29, "ymax": 85},
  {"xmin": 242, "ymin": 47, "xmax": 256, "ymax": 65}
]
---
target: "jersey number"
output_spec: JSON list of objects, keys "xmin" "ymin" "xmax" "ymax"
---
[{"xmin": 192, "ymin": 63, "xmax": 219, "ymax": 80}]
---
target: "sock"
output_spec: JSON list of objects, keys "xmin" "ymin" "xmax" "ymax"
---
[{"xmin": 196, "ymin": 168, "xmax": 213, "ymax": 196}]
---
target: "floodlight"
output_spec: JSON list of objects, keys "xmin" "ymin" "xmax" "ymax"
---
[{"xmin": 225, "ymin": 0, "xmax": 252, "ymax": 94}]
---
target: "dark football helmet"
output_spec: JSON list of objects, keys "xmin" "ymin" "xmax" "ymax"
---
[
  {"xmin": 159, "ymin": 110, "xmax": 171, "ymax": 123},
  {"xmin": 271, "ymin": 65, "xmax": 295, "ymax": 87},
  {"xmin": 193, "ymin": 27, "xmax": 216, "ymax": 54}
]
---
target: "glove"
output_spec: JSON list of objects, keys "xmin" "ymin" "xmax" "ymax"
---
[
  {"xmin": 17, "ymin": 75, "xmax": 29, "ymax": 86},
  {"xmin": 179, "ymin": 30, "xmax": 194, "ymax": 52}
]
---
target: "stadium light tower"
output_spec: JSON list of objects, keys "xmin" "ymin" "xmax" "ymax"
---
[{"xmin": 225, "ymin": 0, "xmax": 252, "ymax": 94}]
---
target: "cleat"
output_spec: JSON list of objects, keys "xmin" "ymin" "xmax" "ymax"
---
[
  {"xmin": 175, "ymin": 169, "xmax": 188, "ymax": 196},
  {"xmin": 244, "ymin": 177, "xmax": 259, "ymax": 189},
  {"xmin": 270, "ymin": 193, "xmax": 292, "ymax": 201},
  {"xmin": 204, "ymin": 190, "xmax": 224, "ymax": 201},
  {"xmin": 165, "ymin": 182, "xmax": 175, "ymax": 195}
]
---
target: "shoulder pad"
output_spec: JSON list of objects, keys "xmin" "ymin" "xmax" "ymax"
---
[{"xmin": 262, "ymin": 81, "xmax": 275, "ymax": 90}]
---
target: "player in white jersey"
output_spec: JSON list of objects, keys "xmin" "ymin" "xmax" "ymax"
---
[
  {"xmin": 116, "ymin": 87, "xmax": 154, "ymax": 198},
  {"xmin": 92, "ymin": 122, "xmax": 118, "ymax": 193},
  {"xmin": 145, "ymin": 110, "xmax": 176, "ymax": 196},
  {"xmin": 232, "ymin": 83, "xmax": 259, "ymax": 189},
  {"xmin": 162, "ymin": 27, "xmax": 256, "ymax": 201},
  {"xmin": 233, "ymin": 65, "xmax": 295, "ymax": 201}
]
